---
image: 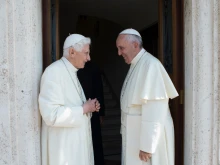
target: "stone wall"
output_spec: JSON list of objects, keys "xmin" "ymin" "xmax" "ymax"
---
[
  {"xmin": 0, "ymin": 0, "xmax": 42, "ymax": 164},
  {"xmin": 184, "ymin": 0, "xmax": 220, "ymax": 164}
]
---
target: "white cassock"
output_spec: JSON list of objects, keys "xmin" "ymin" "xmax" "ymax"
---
[
  {"xmin": 39, "ymin": 57, "xmax": 94, "ymax": 165},
  {"xmin": 121, "ymin": 49, "xmax": 179, "ymax": 165}
]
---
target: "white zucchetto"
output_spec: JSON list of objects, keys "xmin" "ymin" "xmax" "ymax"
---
[
  {"xmin": 63, "ymin": 34, "xmax": 86, "ymax": 49},
  {"xmin": 119, "ymin": 28, "xmax": 142, "ymax": 38}
]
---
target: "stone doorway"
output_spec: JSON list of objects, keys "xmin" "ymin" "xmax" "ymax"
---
[{"xmin": 42, "ymin": 0, "xmax": 184, "ymax": 164}]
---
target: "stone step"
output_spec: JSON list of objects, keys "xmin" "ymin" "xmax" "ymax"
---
[
  {"xmin": 102, "ymin": 80, "xmax": 107, "ymax": 86},
  {"xmin": 103, "ymin": 140, "xmax": 122, "ymax": 155},
  {"xmin": 101, "ymin": 75, "xmax": 122, "ymax": 161},
  {"xmin": 104, "ymin": 91, "xmax": 112, "ymax": 96},
  {"xmin": 102, "ymin": 133, "xmax": 121, "ymax": 142},
  {"xmin": 102, "ymin": 127, "xmax": 120, "ymax": 135},
  {"xmin": 102, "ymin": 122, "xmax": 120, "ymax": 130},
  {"xmin": 104, "ymin": 93, "xmax": 113, "ymax": 100},
  {"xmin": 102, "ymin": 82, "xmax": 108, "ymax": 88},
  {"xmin": 105, "ymin": 109, "xmax": 120, "ymax": 117},
  {"xmin": 104, "ymin": 114, "xmax": 120, "ymax": 119},
  {"xmin": 105, "ymin": 100, "xmax": 117, "ymax": 108},
  {"xmin": 102, "ymin": 119, "xmax": 120, "ymax": 126},
  {"xmin": 103, "ymin": 86, "xmax": 110, "ymax": 93},
  {"xmin": 102, "ymin": 120, "xmax": 121, "ymax": 131},
  {"xmin": 102, "ymin": 124, "xmax": 120, "ymax": 128},
  {"xmin": 102, "ymin": 126, "xmax": 120, "ymax": 135},
  {"xmin": 103, "ymin": 112, "xmax": 120, "ymax": 118},
  {"xmin": 103, "ymin": 116, "xmax": 120, "ymax": 125},
  {"xmin": 102, "ymin": 125, "xmax": 120, "ymax": 135},
  {"xmin": 104, "ymin": 154, "xmax": 121, "ymax": 162},
  {"xmin": 105, "ymin": 114, "xmax": 120, "ymax": 119},
  {"xmin": 105, "ymin": 107, "xmax": 121, "ymax": 111},
  {"xmin": 102, "ymin": 131, "xmax": 120, "ymax": 138},
  {"xmin": 105, "ymin": 160, "xmax": 121, "ymax": 165}
]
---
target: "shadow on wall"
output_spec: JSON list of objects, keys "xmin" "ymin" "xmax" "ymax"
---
[{"xmin": 76, "ymin": 15, "xmax": 129, "ymax": 100}]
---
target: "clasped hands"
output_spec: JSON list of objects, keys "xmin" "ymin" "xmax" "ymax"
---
[
  {"xmin": 139, "ymin": 150, "xmax": 152, "ymax": 162},
  {"xmin": 83, "ymin": 98, "xmax": 100, "ymax": 114}
]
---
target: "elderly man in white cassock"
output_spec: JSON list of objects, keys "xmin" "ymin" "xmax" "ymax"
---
[
  {"xmin": 39, "ymin": 34, "xmax": 100, "ymax": 165},
  {"xmin": 116, "ymin": 29, "xmax": 179, "ymax": 165}
]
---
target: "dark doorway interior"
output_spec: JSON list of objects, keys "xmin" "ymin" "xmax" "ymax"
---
[{"xmin": 42, "ymin": 0, "xmax": 184, "ymax": 164}]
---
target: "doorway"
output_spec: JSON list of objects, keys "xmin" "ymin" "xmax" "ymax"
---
[{"xmin": 42, "ymin": 0, "xmax": 184, "ymax": 164}]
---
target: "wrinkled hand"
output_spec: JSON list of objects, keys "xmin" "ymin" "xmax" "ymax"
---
[
  {"xmin": 139, "ymin": 150, "xmax": 152, "ymax": 162},
  {"xmin": 83, "ymin": 98, "xmax": 100, "ymax": 114},
  {"xmin": 94, "ymin": 99, "xmax": 100, "ymax": 112}
]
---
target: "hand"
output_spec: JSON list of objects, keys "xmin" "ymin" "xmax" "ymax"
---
[
  {"xmin": 83, "ymin": 98, "xmax": 99, "ymax": 114},
  {"xmin": 139, "ymin": 150, "xmax": 152, "ymax": 162},
  {"xmin": 94, "ymin": 99, "xmax": 100, "ymax": 112}
]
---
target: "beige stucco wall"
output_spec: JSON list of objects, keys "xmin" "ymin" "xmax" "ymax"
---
[
  {"xmin": 184, "ymin": 0, "xmax": 220, "ymax": 164},
  {"xmin": 0, "ymin": 0, "xmax": 42, "ymax": 164}
]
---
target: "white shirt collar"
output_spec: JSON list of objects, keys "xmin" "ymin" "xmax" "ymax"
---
[
  {"xmin": 61, "ymin": 57, "xmax": 78, "ymax": 73},
  {"xmin": 131, "ymin": 48, "xmax": 145, "ymax": 65}
]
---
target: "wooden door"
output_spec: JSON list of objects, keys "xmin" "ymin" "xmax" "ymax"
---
[
  {"xmin": 42, "ymin": 0, "xmax": 60, "ymax": 70},
  {"xmin": 158, "ymin": 0, "xmax": 184, "ymax": 165}
]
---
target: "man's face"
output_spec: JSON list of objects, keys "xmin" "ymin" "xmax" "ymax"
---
[
  {"xmin": 116, "ymin": 35, "xmax": 136, "ymax": 64},
  {"xmin": 72, "ymin": 44, "xmax": 90, "ymax": 69}
]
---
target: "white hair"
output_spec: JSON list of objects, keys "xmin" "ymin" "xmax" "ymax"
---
[
  {"xmin": 123, "ymin": 34, "xmax": 143, "ymax": 48},
  {"xmin": 63, "ymin": 37, "xmax": 91, "ymax": 57}
]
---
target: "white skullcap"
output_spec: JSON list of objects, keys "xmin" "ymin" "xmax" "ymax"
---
[
  {"xmin": 119, "ymin": 28, "xmax": 142, "ymax": 38},
  {"xmin": 63, "ymin": 34, "xmax": 86, "ymax": 49}
]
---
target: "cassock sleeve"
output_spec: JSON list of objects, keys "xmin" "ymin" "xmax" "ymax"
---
[
  {"xmin": 140, "ymin": 99, "xmax": 169, "ymax": 153},
  {"xmin": 39, "ymin": 70, "xmax": 84, "ymax": 128}
]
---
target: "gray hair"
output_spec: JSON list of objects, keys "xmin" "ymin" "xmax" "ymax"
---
[
  {"xmin": 123, "ymin": 34, "xmax": 143, "ymax": 48},
  {"xmin": 63, "ymin": 37, "xmax": 91, "ymax": 57}
]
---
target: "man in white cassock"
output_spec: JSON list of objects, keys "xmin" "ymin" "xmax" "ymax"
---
[
  {"xmin": 116, "ymin": 29, "xmax": 179, "ymax": 165},
  {"xmin": 39, "ymin": 34, "xmax": 100, "ymax": 165}
]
